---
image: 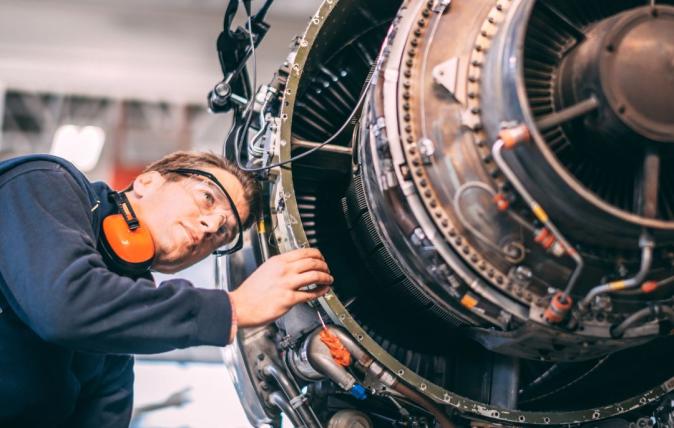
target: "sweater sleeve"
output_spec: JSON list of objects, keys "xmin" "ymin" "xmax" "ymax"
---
[{"xmin": 0, "ymin": 166, "xmax": 233, "ymax": 354}]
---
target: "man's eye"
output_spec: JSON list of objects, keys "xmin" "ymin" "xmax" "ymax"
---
[{"xmin": 201, "ymin": 191, "xmax": 215, "ymax": 206}]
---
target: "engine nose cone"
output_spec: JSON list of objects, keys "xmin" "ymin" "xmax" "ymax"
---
[{"xmin": 602, "ymin": 6, "xmax": 674, "ymax": 143}]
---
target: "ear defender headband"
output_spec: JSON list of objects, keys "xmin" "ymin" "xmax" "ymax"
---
[{"xmin": 100, "ymin": 192, "xmax": 155, "ymax": 275}]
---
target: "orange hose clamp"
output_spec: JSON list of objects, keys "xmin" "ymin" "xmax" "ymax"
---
[
  {"xmin": 544, "ymin": 292, "xmax": 573, "ymax": 324},
  {"xmin": 534, "ymin": 228, "xmax": 549, "ymax": 244},
  {"xmin": 499, "ymin": 124, "xmax": 531, "ymax": 149},
  {"xmin": 641, "ymin": 281, "xmax": 658, "ymax": 294},
  {"xmin": 493, "ymin": 193, "xmax": 510, "ymax": 212},
  {"xmin": 542, "ymin": 234, "xmax": 556, "ymax": 250}
]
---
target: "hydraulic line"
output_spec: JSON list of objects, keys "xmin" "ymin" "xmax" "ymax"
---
[
  {"xmin": 262, "ymin": 363, "xmax": 323, "ymax": 428},
  {"xmin": 579, "ymin": 232, "xmax": 654, "ymax": 311},
  {"xmin": 492, "ymin": 134, "xmax": 584, "ymax": 322},
  {"xmin": 269, "ymin": 391, "xmax": 305, "ymax": 428},
  {"xmin": 306, "ymin": 325, "xmax": 456, "ymax": 428},
  {"xmin": 619, "ymin": 273, "xmax": 674, "ymax": 296},
  {"xmin": 453, "ymin": 181, "xmax": 512, "ymax": 255},
  {"xmin": 611, "ymin": 305, "xmax": 674, "ymax": 338},
  {"xmin": 391, "ymin": 382, "xmax": 455, "ymax": 428}
]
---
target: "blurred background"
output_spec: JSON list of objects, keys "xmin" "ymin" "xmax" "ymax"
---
[{"xmin": 0, "ymin": 0, "xmax": 321, "ymax": 426}]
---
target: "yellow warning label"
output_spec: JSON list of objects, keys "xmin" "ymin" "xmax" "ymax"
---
[
  {"xmin": 609, "ymin": 281, "xmax": 626, "ymax": 291},
  {"xmin": 532, "ymin": 203, "xmax": 549, "ymax": 223}
]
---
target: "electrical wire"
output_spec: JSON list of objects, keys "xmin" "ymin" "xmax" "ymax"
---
[
  {"xmin": 231, "ymin": 13, "xmax": 258, "ymax": 170},
  {"xmin": 518, "ymin": 355, "xmax": 610, "ymax": 404},
  {"xmin": 229, "ymin": 11, "xmax": 368, "ymax": 173}
]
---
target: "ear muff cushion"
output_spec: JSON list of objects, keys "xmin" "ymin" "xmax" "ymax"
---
[{"xmin": 102, "ymin": 214, "xmax": 155, "ymax": 264}]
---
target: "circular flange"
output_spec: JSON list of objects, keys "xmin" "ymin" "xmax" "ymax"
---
[
  {"xmin": 270, "ymin": 0, "xmax": 674, "ymax": 425},
  {"xmin": 397, "ymin": 0, "xmax": 537, "ymax": 306},
  {"xmin": 601, "ymin": 6, "xmax": 674, "ymax": 143}
]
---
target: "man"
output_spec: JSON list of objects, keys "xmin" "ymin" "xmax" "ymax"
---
[{"xmin": 0, "ymin": 151, "xmax": 333, "ymax": 427}]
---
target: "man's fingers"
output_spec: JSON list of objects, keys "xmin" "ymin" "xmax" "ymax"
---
[
  {"xmin": 288, "ymin": 258, "xmax": 330, "ymax": 275},
  {"xmin": 293, "ymin": 285, "xmax": 331, "ymax": 305},
  {"xmin": 288, "ymin": 271, "xmax": 334, "ymax": 290},
  {"xmin": 279, "ymin": 248, "xmax": 325, "ymax": 263}
]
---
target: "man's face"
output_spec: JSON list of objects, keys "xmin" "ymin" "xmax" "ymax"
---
[{"xmin": 130, "ymin": 166, "xmax": 249, "ymax": 273}]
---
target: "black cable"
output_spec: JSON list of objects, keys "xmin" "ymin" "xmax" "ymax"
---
[
  {"xmin": 253, "ymin": 0, "xmax": 274, "ymax": 24},
  {"xmin": 222, "ymin": 0, "xmax": 238, "ymax": 35},
  {"xmin": 222, "ymin": 106, "xmax": 241, "ymax": 158},
  {"xmin": 231, "ymin": 14, "xmax": 259, "ymax": 171},
  {"xmin": 234, "ymin": 84, "xmax": 368, "ymax": 173},
  {"xmin": 242, "ymin": 0, "xmax": 252, "ymax": 16}
]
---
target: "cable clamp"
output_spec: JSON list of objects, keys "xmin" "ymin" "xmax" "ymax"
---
[{"xmin": 289, "ymin": 393, "xmax": 308, "ymax": 409}]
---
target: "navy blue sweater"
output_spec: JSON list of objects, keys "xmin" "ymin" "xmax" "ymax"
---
[{"xmin": 0, "ymin": 156, "xmax": 234, "ymax": 427}]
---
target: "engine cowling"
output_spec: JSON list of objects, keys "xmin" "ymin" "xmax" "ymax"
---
[{"xmin": 221, "ymin": 0, "xmax": 674, "ymax": 426}]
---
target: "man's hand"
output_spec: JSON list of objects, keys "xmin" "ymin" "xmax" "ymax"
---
[{"xmin": 228, "ymin": 248, "xmax": 333, "ymax": 328}]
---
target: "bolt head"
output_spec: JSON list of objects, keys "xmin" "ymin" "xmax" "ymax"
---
[{"xmin": 214, "ymin": 82, "xmax": 232, "ymax": 98}]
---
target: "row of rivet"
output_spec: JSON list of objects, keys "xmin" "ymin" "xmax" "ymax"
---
[{"xmin": 399, "ymin": 0, "xmax": 536, "ymax": 306}]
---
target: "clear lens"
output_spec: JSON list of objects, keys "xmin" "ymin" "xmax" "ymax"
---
[{"xmin": 180, "ymin": 177, "xmax": 242, "ymax": 253}]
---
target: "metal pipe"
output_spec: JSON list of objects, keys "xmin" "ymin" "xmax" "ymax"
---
[
  {"xmin": 611, "ymin": 305, "xmax": 674, "ymax": 338},
  {"xmin": 452, "ymin": 181, "xmax": 511, "ymax": 255},
  {"xmin": 611, "ymin": 307, "xmax": 655, "ymax": 338},
  {"xmin": 299, "ymin": 325, "xmax": 397, "ymax": 388},
  {"xmin": 262, "ymin": 363, "xmax": 323, "ymax": 428},
  {"xmin": 291, "ymin": 325, "xmax": 374, "ymax": 391},
  {"xmin": 520, "ymin": 364, "xmax": 561, "ymax": 395},
  {"xmin": 660, "ymin": 306, "xmax": 674, "ymax": 322},
  {"xmin": 326, "ymin": 327, "xmax": 372, "ymax": 366},
  {"xmin": 318, "ymin": 327, "xmax": 398, "ymax": 394},
  {"xmin": 304, "ymin": 329, "xmax": 358, "ymax": 391},
  {"xmin": 651, "ymin": 274, "xmax": 674, "ymax": 290},
  {"xmin": 262, "ymin": 363, "xmax": 301, "ymax": 405},
  {"xmin": 291, "ymin": 138, "xmax": 353, "ymax": 156},
  {"xmin": 269, "ymin": 391, "xmax": 305, "ymax": 428},
  {"xmin": 303, "ymin": 326, "xmax": 455, "ymax": 427},
  {"xmin": 580, "ymin": 232, "xmax": 654, "ymax": 311},
  {"xmin": 391, "ymin": 382, "xmax": 455, "ymax": 428},
  {"xmin": 641, "ymin": 149, "xmax": 660, "ymax": 219},
  {"xmin": 492, "ymin": 139, "xmax": 584, "ymax": 301},
  {"xmin": 618, "ymin": 273, "xmax": 674, "ymax": 296},
  {"xmin": 535, "ymin": 96, "xmax": 599, "ymax": 131}
]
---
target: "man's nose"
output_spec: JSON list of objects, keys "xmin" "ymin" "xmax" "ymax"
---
[{"xmin": 199, "ymin": 213, "xmax": 224, "ymax": 234}]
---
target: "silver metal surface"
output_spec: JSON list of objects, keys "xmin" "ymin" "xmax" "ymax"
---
[{"xmin": 221, "ymin": 0, "xmax": 674, "ymax": 426}]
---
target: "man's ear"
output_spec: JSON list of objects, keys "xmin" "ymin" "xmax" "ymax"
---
[{"xmin": 130, "ymin": 171, "xmax": 165, "ymax": 198}]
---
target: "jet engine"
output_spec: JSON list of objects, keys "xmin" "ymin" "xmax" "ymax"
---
[{"xmin": 214, "ymin": 0, "xmax": 674, "ymax": 426}]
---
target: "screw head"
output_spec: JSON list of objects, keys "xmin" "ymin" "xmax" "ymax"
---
[{"xmin": 214, "ymin": 82, "xmax": 232, "ymax": 98}]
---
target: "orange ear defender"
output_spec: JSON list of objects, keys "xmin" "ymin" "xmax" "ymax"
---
[{"xmin": 99, "ymin": 192, "xmax": 155, "ymax": 275}]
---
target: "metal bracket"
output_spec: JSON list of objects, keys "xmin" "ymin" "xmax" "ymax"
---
[{"xmin": 432, "ymin": 57, "xmax": 460, "ymax": 99}]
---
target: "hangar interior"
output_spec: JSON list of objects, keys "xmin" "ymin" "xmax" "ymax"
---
[
  {"xmin": 0, "ymin": 1, "xmax": 317, "ymax": 427},
  {"xmin": 2, "ymin": 0, "xmax": 674, "ymax": 427}
]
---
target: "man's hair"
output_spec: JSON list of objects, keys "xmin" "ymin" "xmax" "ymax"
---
[{"xmin": 137, "ymin": 151, "xmax": 261, "ymax": 230}]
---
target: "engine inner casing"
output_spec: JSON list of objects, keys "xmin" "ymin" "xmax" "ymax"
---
[{"xmin": 227, "ymin": 0, "xmax": 674, "ymax": 425}]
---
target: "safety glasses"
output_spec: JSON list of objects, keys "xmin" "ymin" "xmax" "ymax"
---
[{"xmin": 168, "ymin": 168, "xmax": 243, "ymax": 256}]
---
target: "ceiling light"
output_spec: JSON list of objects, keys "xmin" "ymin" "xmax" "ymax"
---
[{"xmin": 50, "ymin": 124, "xmax": 105, "ymax": 172}]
